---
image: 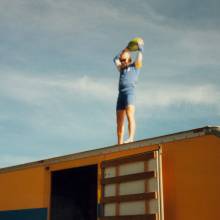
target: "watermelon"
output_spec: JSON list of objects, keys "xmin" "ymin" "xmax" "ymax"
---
[{"xmin": 127, "ymin": 37, "xmax": 144, "ymax": 51}]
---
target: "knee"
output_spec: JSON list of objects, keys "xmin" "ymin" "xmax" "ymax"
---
[{"xmin": 127, "ymin": 114, "xmax": 135, "ymax": 124}]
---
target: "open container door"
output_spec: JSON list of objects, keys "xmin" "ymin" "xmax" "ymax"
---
[
  {"xmin": 50, "ymin": 165, "xmax": 97, "ymax": 220},
  {"xmin": 100, "ymin": 149, "xmax": 164, "ymax": 220}
]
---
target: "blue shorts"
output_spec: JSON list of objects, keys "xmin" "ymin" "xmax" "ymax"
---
[{"xmin": 116, "ymin": 91, "xmax": 135, "ymax": 110}]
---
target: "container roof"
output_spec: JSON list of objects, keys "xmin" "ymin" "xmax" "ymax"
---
[{"xmin": 0, "ymin": 125, "xmax": 219, "ymax": 173}]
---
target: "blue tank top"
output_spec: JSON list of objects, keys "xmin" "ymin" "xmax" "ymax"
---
[{"xmin": 118, "ymin": 63, "xmax": 140, "ymax": 92}]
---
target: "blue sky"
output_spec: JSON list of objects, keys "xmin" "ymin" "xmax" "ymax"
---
[{"xmin": 0, "ymin": 0, "xmax": 219, "ymax": 168}]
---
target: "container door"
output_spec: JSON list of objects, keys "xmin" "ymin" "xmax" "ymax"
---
[{"xmin": 100, "ymin": 150, "xmax": 163, "ymax": 220}]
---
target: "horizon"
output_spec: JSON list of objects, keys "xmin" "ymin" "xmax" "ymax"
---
[{"xmin": 0, "ymin": 0, "xmax": 219, "ymax": 168}]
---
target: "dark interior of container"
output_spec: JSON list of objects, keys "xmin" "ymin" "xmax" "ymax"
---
[{"xmin": 50, "ymin": 164, "xmax": 97, "ymax": 220}]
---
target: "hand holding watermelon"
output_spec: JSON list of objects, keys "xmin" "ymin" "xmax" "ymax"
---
[{"xmin": 127, "ymin": 37, "xmax": 144, "ymax": 52}]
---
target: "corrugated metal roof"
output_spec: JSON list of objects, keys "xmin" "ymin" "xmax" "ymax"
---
[{"xmin": 0, "ymin": 125, "xmax": 219, "ymax": 173}]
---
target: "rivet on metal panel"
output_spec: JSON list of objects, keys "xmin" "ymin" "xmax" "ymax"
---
[{"xmin": 158, "ymin": 145, "xmax": 163, "ymax": 155}]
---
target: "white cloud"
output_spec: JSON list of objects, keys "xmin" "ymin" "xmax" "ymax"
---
[
  {"xmin": 0, "ymin": 0, "xmax": 134, "ymax": 35},
  {"xmin": 52, "ymin": 75, "xmax": 116, "ymax": 101},
  {"xmin": 0, "ymin": 73, "xmax": 117, "ymax": 105},
  {"xmin": 0, "ymin": 72, "xmax": 117, "ymax": 138},
  {"xmin": 137, "ymin": 83, "xmax": 220, "ymax": 108},
  {"xmin": 177, "ymin": 30, "xmax": 220, "ymax": 66},
  {"xmin": 1, "ymin": 0, "xmax": 219, "ymax": 70},
  {"xmin": 1, "ymin": 72, "xmax": 219, "ymax": 110}
]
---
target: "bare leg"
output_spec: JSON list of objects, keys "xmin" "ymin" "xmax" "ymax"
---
[
  {"xmin": 125, "ymin": 105, "xmax": 135, "ymax": 143},
  {"xmin": 116, "ymin": 110, "xmax": 126, "ymax": 144}
]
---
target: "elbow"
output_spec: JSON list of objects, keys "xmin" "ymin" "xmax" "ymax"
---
[
  {"xmin": 113, "ymin": 55, "xmax": 120, "ymax": 63},
  {"xmin": 135, "ymin": 61, "xmax": 142, "ymax": 69}
]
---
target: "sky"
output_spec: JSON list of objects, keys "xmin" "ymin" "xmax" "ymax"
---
[{"xmin": 0, "ymin": 0, "xmax": 219, "ymax": 168}]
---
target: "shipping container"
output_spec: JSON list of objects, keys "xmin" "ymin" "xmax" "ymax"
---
[{"xmin": 0, "ymin": 126, "xmax": 220, "ymax": 220}]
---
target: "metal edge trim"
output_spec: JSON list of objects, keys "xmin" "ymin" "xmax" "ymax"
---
[{"xmin": 0, "ymin": 125, "xmax": 219, "ymax": 173}]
